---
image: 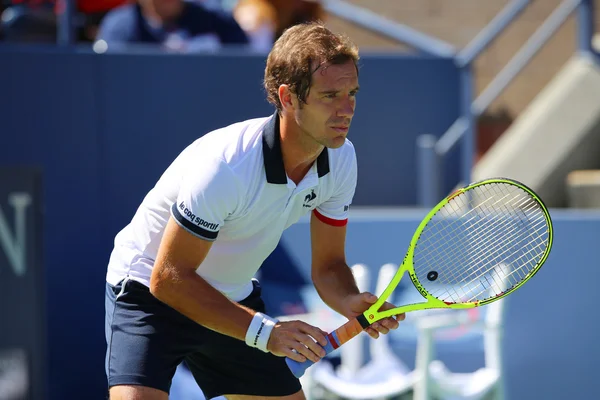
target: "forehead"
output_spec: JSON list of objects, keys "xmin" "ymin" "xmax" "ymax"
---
[{"xmin": 311, "ymin": 60, "xmax": 358, "ymax": 89}]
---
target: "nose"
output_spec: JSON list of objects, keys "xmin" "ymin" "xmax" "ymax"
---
[{"xmin": 337, "ymin": 96, "xmax": 355, "ymax": 118}]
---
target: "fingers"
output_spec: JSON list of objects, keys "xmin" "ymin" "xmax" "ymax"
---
[
  {"xmin": 283, "ymin": 348, "xmax": 307, "ymax": 363},
  {"xmin": 369, "ymin": 320, "xmax": 391, "ymax": 335},
  {"xmin": 298, "ymin": 322, "xmax": 328, "ymax": 347},
  {"xmin": 365, "ymin": 327, "xmax": 379, "ymax": 339},
  {"xmin": 367, "ymin": 315, "xmax": 403, "ymax": 339},
  {"xmin": 290, "ymin": 332, "xmax": 326, "ymax": 363},
  {"xmin": 280, "ymin": 340, "xmax": 318, "ymax": 363},
  {"xmin": 268, "ymin": 321, "xmax": 328, "ymax": 363},
  {"xmin": 346, "ymin": 296, "xmax": 406, "ymax": 339},
  {"xmin": 383, "ymin": 318, "xmax": 398, "ymax": 331}
]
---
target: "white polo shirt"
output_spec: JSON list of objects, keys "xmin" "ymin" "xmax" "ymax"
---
[{"xmin": 106, "ymin": 112, "xmax": 357, "ymax": 301}]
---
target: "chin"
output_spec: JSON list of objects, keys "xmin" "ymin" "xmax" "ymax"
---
[{"xmin": 327, "ymin": 137, "xmax": 347, "ymax": 149}]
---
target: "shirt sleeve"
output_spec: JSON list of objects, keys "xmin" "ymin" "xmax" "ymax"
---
[
  {"xmin": 96, "ymin": 6, "xmax": 135, "ymax": 43},
  {"xmin": 314, "ymin": 146, "xmax": 358, "ymax": 227},
  {"xmin": 171, "ymin": 157, "xmax": 240, "ymax": 241}
]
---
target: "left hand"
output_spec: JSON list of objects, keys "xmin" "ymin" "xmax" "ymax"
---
[{"xmin": 344, "ymin": 292, "xmax": 405, "ymax": 339}]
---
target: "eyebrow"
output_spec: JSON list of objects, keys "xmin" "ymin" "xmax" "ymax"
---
[{"xmin": 317, "ymin": 86, "xmax": 360, "ymax": 95}]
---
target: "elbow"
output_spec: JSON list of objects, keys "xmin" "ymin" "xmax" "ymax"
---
[
  {"xmin": 312, "ymin": 260, "xmax": 345, "ymax": 280},
  {"xmin": 149, "ymin": 264, "xmax": 174, "ymax": 301},
  {"xmin": 311, "ymin": 265, "xmax": 330, "ymax": 290}
]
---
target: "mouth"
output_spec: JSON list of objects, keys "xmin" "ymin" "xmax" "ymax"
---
[{"xmin": 331, "ymin": 126, "xmax": 349, "ymax": 134}]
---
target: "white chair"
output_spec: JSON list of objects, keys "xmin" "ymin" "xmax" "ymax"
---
[
  {"xmin": 412, "ymin": 299, "xmax": 506, "ymax": 400},
  {"xmin": 277, "ymin": 264, "xmax": 371, "ymax": 399},
  {"xmin": 310, "ymin": 263, "xmax": 416, "ymax": 400},
  {"xmin": 411, "ymin": 264, "xmax": 508, "ymax": 400},
  {"xmin": 309, "ymin": 261, "xmax": 507, "ymax": 400}
]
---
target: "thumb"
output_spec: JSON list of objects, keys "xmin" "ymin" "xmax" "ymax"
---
[{"xmin": 360, "ymin": 292, "xmax": 378, "ymax": 304}]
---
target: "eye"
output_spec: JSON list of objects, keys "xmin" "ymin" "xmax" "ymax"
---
[
  {"xmin": 349, "ymin": 90, "xmax": 358, "ymax": 97},
  {"xmin": 325, "ymin": 93, "xmax": 337, "ymax": 99}
]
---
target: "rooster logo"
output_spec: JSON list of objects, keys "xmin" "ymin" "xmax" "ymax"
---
[{"xmin": 303, "ymin": 189, "xmax": 317, "ymax": 207}]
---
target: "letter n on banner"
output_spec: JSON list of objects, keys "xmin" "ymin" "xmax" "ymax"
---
[{"xmin": 0, "ymin": 167, "xmax": 45, "ymax": 400}]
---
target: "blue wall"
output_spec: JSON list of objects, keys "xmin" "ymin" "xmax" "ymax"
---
[
  {"xmin": 0, "ymin": 47, "xmax": 460, "ymax": 399},
  {"xmin": 1, "ymin": 47, "xmax": 461, "ymax": 209},
  {"xmin": 0, "ymin": 46, "xmax": 598, "ymax": 399},
  {"xmin": 282, "ymin": 209, "xmax": 600, "ymax": 400}
]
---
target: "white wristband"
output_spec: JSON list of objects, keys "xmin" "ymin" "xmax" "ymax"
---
[{"xmin": 245, "ymin": 312, "xmax": 278, "ymax": 353}]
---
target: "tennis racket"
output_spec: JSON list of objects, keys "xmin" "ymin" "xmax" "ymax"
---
[{"xmin": 286, "ymin": 177, "xmax": 553, "ymax": 378}]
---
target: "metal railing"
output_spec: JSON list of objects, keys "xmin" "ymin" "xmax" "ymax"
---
[
  {"xmin": 322, "ymin": 0, "xmax": 456, "ymax": 58},
  {"xmin": 416, "ymin": 0, "xmax": 597, "ymax": 206},
  {"xmin": 55, "ymin": 0, "xmax": 598, "ymax": 206},
  {"xmin": 325, "ymin": 0, "xmax": 596, "ymax": 206}
]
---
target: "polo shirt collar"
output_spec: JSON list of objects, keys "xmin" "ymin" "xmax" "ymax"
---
[{"xmin": 262, "ymin": 111, "xmax": 330, "ymax": 184}]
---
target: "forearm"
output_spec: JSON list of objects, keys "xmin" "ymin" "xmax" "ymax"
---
[
  {"xmin": 150, "ymin": 264, "xmax": 253, "ymax": 341},
  {"xmin": 312, "ymin": 261, "xmax": 360, "ymax": 318}
]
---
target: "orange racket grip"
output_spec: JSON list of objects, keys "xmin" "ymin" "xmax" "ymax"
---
[{"xmin": 285, "ymin": 315, "xmax": 370, "ymax": 378}]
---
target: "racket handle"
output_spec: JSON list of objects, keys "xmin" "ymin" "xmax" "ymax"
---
[
  {"xmin": 285, "ymin": 334, "xmax": 338, "ymax": 378},
  {"xmin": 285, "ymin": 316, "xmax": 368, "ymax": 378}
]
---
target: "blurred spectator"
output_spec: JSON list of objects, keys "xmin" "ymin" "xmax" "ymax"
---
[
  {"xmin": 96, "ymin": 0, "xmax": 249, "ymax": 52},
  {"xmin": 233, "ymin": 0, "xmax": 324, "ymax": 51},
  {"xmin": 1, "ymin": 2, "xmax": 56, "ymax": 42},
  {"xmin": 77, "ymin": 0, "xmax": 129, "ymax": 40},
  {"xmin": 0, "ymin": 0, "xmax": 127, "ymax": 42}
]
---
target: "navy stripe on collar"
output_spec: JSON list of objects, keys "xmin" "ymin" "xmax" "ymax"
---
[{"xmin": 262, "ymin": 112, "xmax": 330, "ymax": 184}]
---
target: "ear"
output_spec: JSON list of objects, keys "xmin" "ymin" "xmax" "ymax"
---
[{"xmin": 278, "ymin": 84, "xmax": 296, "ymax": 111}]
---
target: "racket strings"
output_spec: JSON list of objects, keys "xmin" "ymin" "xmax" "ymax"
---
[
  {"xmin": 412, "ymin": 182, "xmax": 550, "ymax": 304},
  {"xmin": 432, "ymin": 194, "xmax": 545, "ymax": 301},
  {"xmin": 427, "ymin": 191, "xmax": 536, "ymax": 276},
  {"xmin": 456, "ymin": 231, "xmax": 548, "ymax": 302},
  {"xmin": 434, "ymin": 191, "xmax": 547, "ymax": 301},
  {"xmin": 414, "ymin": 189, "xmax": 525, "ymax": 279},
  {"xmin": 466, "ymin": 240, "xmax": 548, "ymax": 301},
  {"xmin": 451, "ymin": 203, "xmax": 546, "ymax": 285},
  {"xmin": 418, "ymin": 192, "xmax": 536, "ymax": 285}
]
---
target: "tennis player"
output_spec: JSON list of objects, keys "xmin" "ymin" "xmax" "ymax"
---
[{"xmin": 104, "ymin": 21, "xmax": 403, "ymax": 400}]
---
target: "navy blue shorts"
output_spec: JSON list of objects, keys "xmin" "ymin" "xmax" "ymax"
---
[{"xmin": 105, "ymin": 278, "xmax": 301, "ymax": 399}]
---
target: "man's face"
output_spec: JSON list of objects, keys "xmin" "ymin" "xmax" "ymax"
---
[{"xmin": 294, "ymin": 60, "xmax": 359, "ymax": 149}]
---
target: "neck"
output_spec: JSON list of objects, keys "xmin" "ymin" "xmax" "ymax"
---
[{"xmin": 279, "ymin": 114, "xmax": 323, "ymax": 184}]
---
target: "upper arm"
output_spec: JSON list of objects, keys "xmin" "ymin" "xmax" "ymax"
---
[
  {"xmin": 311, "ymin": 145, "xmax": 358, "ymax": 270},
  {"xmin": 310, "ymin": 212, "xmax": 348, "ymax": 271},
  {"xmin": 152, "ymin": 217, "xmax": 214, "ymax": 285},
  {"xmin": 152, "ymin": 157, "xmax": 240, "ymax": 285}
]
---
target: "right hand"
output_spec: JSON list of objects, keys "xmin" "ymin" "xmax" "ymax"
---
[{"xmin": 267, "ymin": 320, "xmax": 328, "ymax": 363}]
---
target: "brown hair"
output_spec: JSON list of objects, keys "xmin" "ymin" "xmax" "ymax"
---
[{"xmin": 263, "ymin": 21, "xmax": 359, "ymax": 111}]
